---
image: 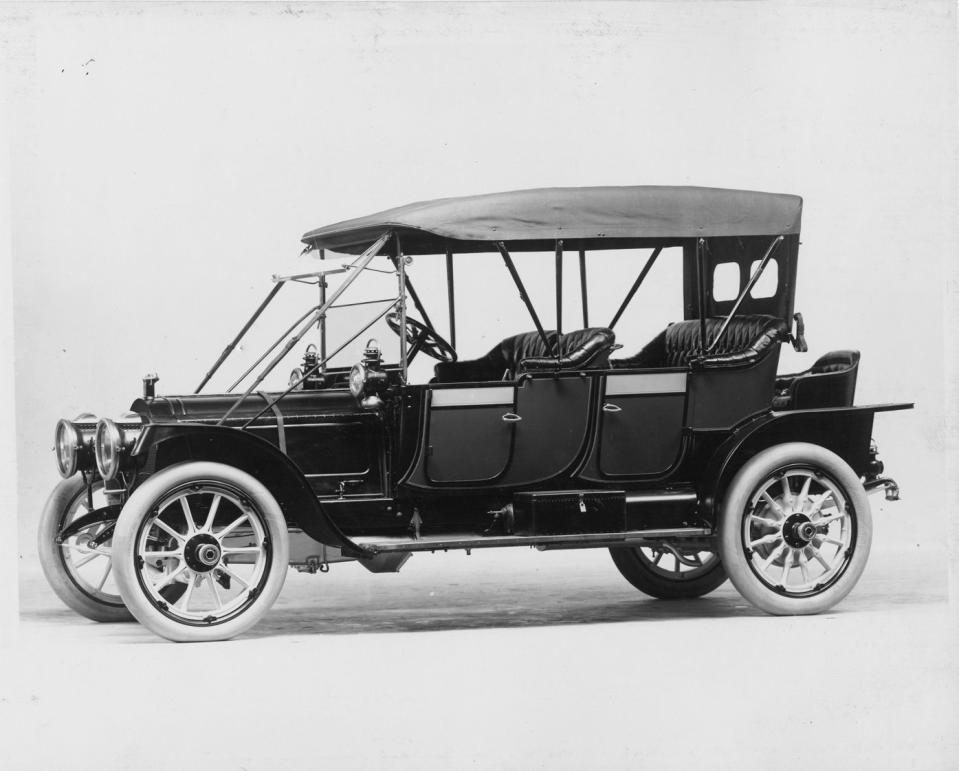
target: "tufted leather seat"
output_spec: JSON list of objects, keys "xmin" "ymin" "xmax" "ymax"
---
[
  {"xmin": 772, "ymin": 350, "xmax": 860, "ymax": 410},
  {"xmin": 611, "ymin": 315, "xmax": 787, "ymax": 370},
  {"xmin": 434, "ymin": 327, "xmax": 615, "ymax": 383}
]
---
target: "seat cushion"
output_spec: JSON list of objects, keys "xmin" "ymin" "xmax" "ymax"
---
[{"xmin": 613, "ymin": 315, "xmax": 787, "ymax": 369}]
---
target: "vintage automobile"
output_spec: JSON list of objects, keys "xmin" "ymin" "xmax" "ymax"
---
[{"xmin": 40, "ymin": 186, "xmax": 911, "ymax": 642}]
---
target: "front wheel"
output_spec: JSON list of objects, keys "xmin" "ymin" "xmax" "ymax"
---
[
  {"xmin": 718, "ymin": 442, "xmax": 872, "ymax": 615},
  {"xmin": 112, "ymin": 462, "xmax": 289, "ymax": 642},
  {"xmin": 38, "ymin": 476, "xmax": 133, "ymax": 622}
]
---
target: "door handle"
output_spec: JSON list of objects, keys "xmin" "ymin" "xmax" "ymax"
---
[
  {"xmin": 502, "ymin": 412, "xmax": 523, "ymax": 422},
  {"xmin": 602, "ymin": 402, "xmax": 622, "ymax": 413}
]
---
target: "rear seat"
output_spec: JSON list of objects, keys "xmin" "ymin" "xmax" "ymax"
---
[
  {"xmin": 611, "ymin": 315, "xmax": 787, "ymax": 369},
  {"xmin": 772, "ymin": 350, "xmax": 860, "ymax": 410}
]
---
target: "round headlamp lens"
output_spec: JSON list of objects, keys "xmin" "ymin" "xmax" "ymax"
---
[
  {"xmin": 94, "ymin": 418, "xmax": 121, "ymax": 480},
  {"xmin": 349, "ymin": 363, "xmax": 367, "ymax": 398},
  {"xmin": 54, "ymin": 419, "xmax": 80, "ymax": 478}
]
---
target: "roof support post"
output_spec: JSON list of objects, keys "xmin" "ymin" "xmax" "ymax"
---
[
  {"xmin": 318, "ymin": 276, "xmax": 328, "ymax": 374},
  {"xmin": 696, "ymin": 238, "xmax": 708, "ymax": 355},
  {"xmin": 495, "ymin": 241, "xmax": 555, "ymax": 355},
  {"xmin": 555, "ymin": 240, "xmax": 563, "ymax": 335},
  {"xmin": 579, "ymin": 249, "xmax": 588, "ymax": 327},
  {"xmin": 445, "ymin": 248, "xmax": 456, "ymax": 349},
  {"xmin": 194, "ymin": 282, "xmax": 284, "ymax": 393},
  {"xmin": 608, "ymin": 246, "xmax": 662, "ymax": 330},
  {"xmin": 396, "ymin": 234, "xmax": 408, "ymax": 381},
  {"xmin": 397, "ymin": 269, "xmax": 436, "ymax": 332},
  {"xmin": 390, "ymin": 254, "xmax": 436, "ymax": 336}
]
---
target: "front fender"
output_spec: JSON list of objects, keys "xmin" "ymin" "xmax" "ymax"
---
[
  {"xmin": 700, "ymin": 403, "xmax": 912, "ymax": 521},
  {"xmin": 132, "ymin": 423, "xmax": 364, "ymax": 556}
]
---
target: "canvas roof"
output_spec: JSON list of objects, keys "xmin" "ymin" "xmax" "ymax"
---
[{"xmin": 301, "ymin": 185, "xmax": 802, "ymax": 255}]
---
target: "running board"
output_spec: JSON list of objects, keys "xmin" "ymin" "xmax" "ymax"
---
[
  {"xmin": 626, "ymin": 491, "xmax": 697, "ymax": 505},
  {"xmin": 353, "ymin": 527, "xmax": 712, "ymax": 555}
]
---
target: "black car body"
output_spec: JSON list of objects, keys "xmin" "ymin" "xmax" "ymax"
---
[{"xmin": 41, "ymin": 186, "xmax": 912, "ymax": 641}]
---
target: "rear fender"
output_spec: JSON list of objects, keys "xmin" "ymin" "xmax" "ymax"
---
[
  {"xmin": 132, "ymin": 423, "xmax": 363, "ymax": 555},
  {"xmin": 701, "ymin": 405, "xmax": 907, "ymax": 522}
]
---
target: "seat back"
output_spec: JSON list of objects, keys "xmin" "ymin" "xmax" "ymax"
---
[
  {"xmin": 788, "ymin": 349, "xmax": 860, "ymax": 409},
  {"xmin": 612, "ymin": 315, "xmax": 787, "ymax": 369},
  {"xmin": 434, "ymin": 327, "xmax": 615, "ymax": 383},
  {"xmin": 516, "ymin": 328, "xmax": 615, "ymax": 372},
  {"xmin": 811, "ymin": 350, "xmax": 860, "ymax": 375}
]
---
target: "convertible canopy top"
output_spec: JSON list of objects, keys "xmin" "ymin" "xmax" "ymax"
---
[{"xmin": 302, "ymin": 185, "xmax": 803, "ymax": 255}]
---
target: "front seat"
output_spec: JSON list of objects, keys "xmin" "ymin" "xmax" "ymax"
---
[{"xmin": 434, "ymin": 327, "xmax": 615, "ymax": 383}]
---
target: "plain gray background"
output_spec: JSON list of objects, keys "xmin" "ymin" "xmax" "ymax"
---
[{"xmin": 1, "ymin": 2, "xmax": 957, "ymax": 768}]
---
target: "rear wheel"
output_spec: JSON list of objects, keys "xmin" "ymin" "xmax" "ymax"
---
[
  {"xmin": 610, "ymin": 544, "xmax": 727, "ymax": 599},
  {"xmin": 718, "ymin": 442, "xmax": 872, "ymax": 615},
  {"xmin": 38, "ymin": 476, "xmax": 133, "ymax": 622},
  {"xmin": 112, "ymin": 462, "xmax": 289, "ymax": 642}
]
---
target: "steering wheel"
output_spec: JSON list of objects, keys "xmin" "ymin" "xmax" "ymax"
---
[{"xmin": 386, "ymin": 312, "xmax": 457, "ymax": 364}]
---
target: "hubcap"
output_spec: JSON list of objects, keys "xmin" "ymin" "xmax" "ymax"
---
[
  {"xmin": 199, "ymin": 545, "xmax": 220, "ymax": 565},
  {"xmin": 134, "ymin": 483, "xmax": 270, "ymax": 625},
  {"xmin": 782, "ymin": 514, "xmax": 817, "ymax": 548},
  {"xmin": 742, "ymin": 468, "xmax": 855, "ymax": 596},
  {"xmin": 184, "ymin": 534, "xmax": 222, "ymax": 572}
]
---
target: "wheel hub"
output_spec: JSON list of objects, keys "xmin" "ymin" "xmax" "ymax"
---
[
  {"xmin": 75, "ymin": 533, "xmax": 93, "ymax": 550},
  {"xmin": 184, "ymin": 533, "xmax": 221, "ymax": 572},
  {"xmin": 783, "ymin": 513, "xmax": 817, "ymax": 548}
]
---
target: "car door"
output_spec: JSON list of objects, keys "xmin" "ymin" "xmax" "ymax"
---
[
  {"xmin": 494, "ymin": 374, "xmax": 593, "ymax": 486},
  {"xmin": 425, "ymin": 384, "xmax": 516, "ymax": 483},
  {"xmin": 596, "ymin": 371, "xmax": 687, "ymax": 476}
]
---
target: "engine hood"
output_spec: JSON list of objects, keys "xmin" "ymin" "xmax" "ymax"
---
[{"xmin": 130, "ymin": 389, "xmax": 364, "ymax": 425}]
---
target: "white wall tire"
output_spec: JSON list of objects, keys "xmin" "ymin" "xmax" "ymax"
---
[
  {"xmin": 112, "ymin": 462, "xmax": 289, "ymax": 642},
  {"xmin": 718, "ymin": 442, "xmax": 872, "ymax": 615},
  {"xmin": 38, "ymin": 476, "xmax": 133, "ymax": 622}
]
